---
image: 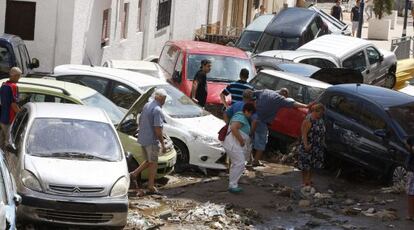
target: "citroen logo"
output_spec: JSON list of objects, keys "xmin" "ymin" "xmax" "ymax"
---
[{"xmin": 73, "ymin": 187, "xmax": 81, "ymax": 193}]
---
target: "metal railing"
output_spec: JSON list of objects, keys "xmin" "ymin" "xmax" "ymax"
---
[
  {"xmin": 194, "ymin": 24, "xmax": 243, "ymax": 45},
  {"xmin": 391, "ymin": 36, "xmax": 413, "ymax": 60}
]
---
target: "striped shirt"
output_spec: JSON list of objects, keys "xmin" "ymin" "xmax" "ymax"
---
[{"xmin": 222, "ymin": 80, "xmax": 254, "ymax": 104}]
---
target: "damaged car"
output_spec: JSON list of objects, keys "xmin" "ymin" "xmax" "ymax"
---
[
  {"xmin": 317, "ymin": 84, "xmax": 414, "ymax": 186},
  {"xmin": 52, "ymin": 65, "xmax": 227, "ymax": 170},
  {"xmin": 249, "ymin": 68, "xmax": 363, "ymax": 153}
]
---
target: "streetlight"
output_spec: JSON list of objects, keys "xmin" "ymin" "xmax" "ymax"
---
[
  {"xmin": 357, "ymin": 0, "xmax": 365, "ymax": 38},
  {"xmin": 402, "ymin": 0, "xmax": 410, "ymax": 37}
]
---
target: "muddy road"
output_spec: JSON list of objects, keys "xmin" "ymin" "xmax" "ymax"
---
[{"xmin": 126, "ymin": 162, "xmax": 414, "ymax": 230}]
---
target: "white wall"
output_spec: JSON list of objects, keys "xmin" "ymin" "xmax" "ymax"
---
[
  {"xmin": 171, "ymin": 0, "xmax": 208, "ymax": 40},
  {"xmin": 54, "ymin": 0, "xmax": 75, "ymax": 67},
  {"xmin": 0, "ymin": 0, "xmax": 5, "ymax": 33}
]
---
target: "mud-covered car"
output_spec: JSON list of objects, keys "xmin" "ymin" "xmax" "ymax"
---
[{"xmin": 317, "ymin": 84, "xmax": 414, "ymax": 186}]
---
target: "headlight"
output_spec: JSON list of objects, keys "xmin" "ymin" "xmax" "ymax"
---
[
  {"xmin": 190, "ymin": 131, "xmax": 222, "ymax": 147},
  {"xmin": 21, "ymin": 170, "xmax": 42, "ymax": 192},
  {"xmin": 110, "ymin": 177, "xmax": 128, "ymax": 197}
]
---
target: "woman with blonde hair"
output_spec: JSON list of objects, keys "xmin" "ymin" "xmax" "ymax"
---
[{"xmin": 298, "ymin": 103, "xmax": 326, "ymax": 187}]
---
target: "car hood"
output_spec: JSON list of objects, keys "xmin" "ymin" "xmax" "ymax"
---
[
  {"xmin": 206, "ymin": 82, "xmax": 229, "ymax": 105},
  {"xmin": 24, "ymin": 154, "xmax": 128, "ymax": 189},
  {"xmin": 310, "ymin": 68, "xmax": 364, "ymax": 85},
  {"xmin": 173, "ymin": 114, "xmax": 225, "ymax": 138}
]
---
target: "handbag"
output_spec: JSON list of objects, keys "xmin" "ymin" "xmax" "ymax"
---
[{"xmin": 218, "ymin": 124, "xmax": 230, "ymax": 142}]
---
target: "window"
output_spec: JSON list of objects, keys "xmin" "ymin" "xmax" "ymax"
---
[
  {"xmin": 342, "ymin": 51, "xmax": 367, "ymax": 72},
  {"xmin": 110, "ymin": 82, "xmax": 140, "ymax": 109},
  {"xmin": 158, "ymin": 45, "xmax": 179, "ymax": 75},
  {"xmin": 310, "ymin": 21, "xmax": 320, "ymax": 37},
  {"xmin": 101, "ymin": 9, "xmax": 111, "ymax": 47},
  {"xmin": 18, "ymin": 93, "xmax": 75, "ymax": 106},
  {"xmin": 255, "ymin": 33, "xmax": 300, "ymax": 53},
  {"xmin": 329, "ymin": 95, "xmax": 360, "ymax": 121},
  {"xmin": 18, "ymin": 44, "xmax": 30, "ymax": 73},
  {"xmin": 300, "ymin": 58, "xmax": 337, "ymax": 68},
  {"xmin": 78, "ymin": 76, "xmax": 110, "ymax": 94},
  {"xmin": 5, "ymin": 1, "xmax": 36, "ymax": 40},
  {"xmin": 359, "ymin": 103, "xmax": 386, "ymax": 130},
  {"xmin": 0, "ymin": 45, "xmax": 11, "ymax": 75},
  {"xmin": 121, "ymin": 3, "xmax": 130, "ymax": 39},
  {"xmin": 173, "ymin": 52, "xmax": 183, "ymax": 80},
  {"xmin": 274, "ymin": 78, "xmax": 305, "ymax": 103},
  {"xmin": 157, "ymin": 0, "xmax": 172, "ymax": 30},
  {"xmin": 366, "ymin": 47, "xmax": 381, "ymax": 65},
  {"xmin": 14, "ymin": 112, "xmax": 29, "ymax": 148},
  {"xmin": 10, "ymin": 109, "xmax": 28, "ymax": 143},
  {"xmin": 250, "ymin": 73, "xmax": 279, "ymax": 90}
]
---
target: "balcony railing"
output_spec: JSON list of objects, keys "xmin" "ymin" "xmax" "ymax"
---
[{"xmin": 194, "ymin": 24, "xmax": 243, "ymax": 45}]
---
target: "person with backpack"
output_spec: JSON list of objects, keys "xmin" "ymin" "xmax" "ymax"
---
[
  {"xmin": 0, "ymin": 67, "xmax": 21, "ymax": 150},
  {"xmin": 223, "ymin": 103, "xmax": 256, "ymax": 193}
]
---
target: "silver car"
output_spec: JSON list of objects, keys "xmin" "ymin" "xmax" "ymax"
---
[{"xmin": 5, "ymin": 103, "xmax": 129, "ymax": 227}]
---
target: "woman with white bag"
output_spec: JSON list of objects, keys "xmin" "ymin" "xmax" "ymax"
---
[{"xmin": 223, "ymin": 103, "xmax": 255, "ymax": 193}]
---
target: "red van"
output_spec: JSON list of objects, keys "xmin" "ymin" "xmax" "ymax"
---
[{"xmin": 158, "ymin": 41, "xmax": 255, "ymax": 115}]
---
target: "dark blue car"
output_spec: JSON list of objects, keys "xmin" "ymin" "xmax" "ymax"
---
[{"xmin": 318, "ymin": 84, "xmax": 414, "ymax": 185}]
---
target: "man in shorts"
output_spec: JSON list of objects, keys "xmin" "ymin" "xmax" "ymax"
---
[{"xmin": 130, "ymin": 89, "xmax": 168, "ymax": 194}]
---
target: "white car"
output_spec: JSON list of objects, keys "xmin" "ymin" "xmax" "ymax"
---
[
  {"xmin": 53, "ymin": 65, "xmax": 227, "ymax": 170},
  {"xmin": 102, "ymin": 59, "xmax": 167, "ymax": 80},
  {"xmin": 297, "ymin": 34, "xmax": 397, "ymax": 88},
  {"xmin": 6, "ymin": 103, "xmax": 129, "ymax": 227}
]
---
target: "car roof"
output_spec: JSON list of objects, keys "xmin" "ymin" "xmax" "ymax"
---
[
  {"xmin": 258, "ymin": 50, "xmax": 334, "ymax": 61},
  {"xmin": 259, "ymin": 69, "xmax": 331, "ymax": 89},
  {"xmin": 106, "ymin": 60, "xmax": 158, "ymax": 71},
  {"xmin": 298, "ymin": 34, "xmax": 371, "ymax": 58},
  {"xmin": 264, "ymin": 8, "xmax": 318, "ymax": 37},
  {"xmin": 327, "ymin": 84, "xmax": 414, "ymax": 108},
  {"xmin": 167, "ymin": 41, "xmax": 249, "ymax": 58},
  {"xmin": 0, "ymin": 78, "xmax": 96, "ymax": 100},
  {"xmin": 26, "ymin": 102, "xmax": 111, "ymax": 123},
  {"xmin": 54, "ymin": 64, "xmax": 168, "ymax": 89},
  {"xmin": 245, "ymin": 14, "xmax": 275, "ymax": 31},
  {"xmin": 0, "ymin": 33, "xmax": 22, "ymax": 44}
]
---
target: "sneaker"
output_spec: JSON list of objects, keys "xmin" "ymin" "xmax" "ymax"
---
[{"xmin": 228, "ymin": 187, "xmax": 243, "ymax": 193}]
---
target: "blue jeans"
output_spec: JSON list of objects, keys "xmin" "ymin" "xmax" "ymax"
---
[{"xmin": 253, "ymin": 120, "xmax": 268, "ymax": 151}]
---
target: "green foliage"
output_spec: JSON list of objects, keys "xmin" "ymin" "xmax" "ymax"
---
[{"xmin": 373, "ymin": 0, "xmax": 393, "ymax": 19}]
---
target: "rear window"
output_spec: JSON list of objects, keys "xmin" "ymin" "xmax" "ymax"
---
[{"xmin": 255, "ymin": 33, "xmax": 300, "ymax": 53}]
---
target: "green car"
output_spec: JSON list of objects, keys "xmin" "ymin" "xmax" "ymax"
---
[{"xmin": 1, "ymin": 78, "xmax": 177, "ymax": 179}]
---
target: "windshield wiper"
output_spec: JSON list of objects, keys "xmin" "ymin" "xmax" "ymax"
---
[{"xmin": 33, "ymin": 152, "xmax": 111, "ymax": 161}]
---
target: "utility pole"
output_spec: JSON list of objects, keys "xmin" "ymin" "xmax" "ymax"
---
[
  {"xmin": 402, "ymin": 0, "xmax": 410, "ymax": 37},
  {"xmin": 357, "ymin": 0, "xmax": 365, "ymax": 38}
]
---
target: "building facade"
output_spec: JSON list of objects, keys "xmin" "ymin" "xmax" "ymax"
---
[{"xmin": 0, "ymin": 0, "xmax": 224, "ymax": 72}]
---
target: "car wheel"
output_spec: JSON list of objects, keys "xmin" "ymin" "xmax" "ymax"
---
[
  {"xmin": 390, "ymin": 165, "xmax": 408, "ymax": 187},
  {"xmin": 172, "ymin": 138, "xmax": 190, "ymax": 166},
  {"xmin": 383, "ymin": 72, "xmax": 396, "ymax": 89}
]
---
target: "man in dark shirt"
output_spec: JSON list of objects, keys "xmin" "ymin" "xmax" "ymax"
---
[
  {"xmin": 331, "ymin": 0, "xmax": 343, "ymax": 21},
  {"xmin": 351, "ymin": 0, "xmax": 361, "ymax": 36},
  {"xmin": 191, "ymin": 59, "xmax": 212, "ymax": 107},
  {"xmin": 0, "ymin": 67, "xmax": 21, "ymax": 149},
  {"xmin": 220, "ymin": 68, "xmax": 253, "ymax": 109}
]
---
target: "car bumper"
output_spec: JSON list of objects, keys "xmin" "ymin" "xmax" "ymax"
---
[
  {"xmin": 17, "ymin": 192, "xmax": 128, "ymax": 227},
  {"xmin": 188, "ymin": 141, "xmax": 227, "ymax": 170}
]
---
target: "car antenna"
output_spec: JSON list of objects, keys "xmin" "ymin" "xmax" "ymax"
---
[{"xmin": 85, "ymin": 52, "xmax": 94, "ymax": 67}]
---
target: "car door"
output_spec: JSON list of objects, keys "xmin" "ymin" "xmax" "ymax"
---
[
  {"xmin": 108, "ymin": 81, "xmax": 141, "ymax": 109},
  {"xmin": 324, "ymin": 93, "xmax": 363, "ymax": 161},
  {"xmin": 365, "ymin": 46, "xmax": 386, "ymax": 85},
  {"xmin": 158, "ymin": 45, "xmax": 180, "ymax": 81},
  {"xmin": 346, "ymin": 101, "xmax": 390, "ymax": 171},
  {"xmin": 170, "ymin": 51, "xmax": 184, "ymax": 89},
  {"xmin": 57, "ymin": 75, "xmax": 111, "ymax": 95},
  {"xmin": 342, "ymin": 51, "xmax": 369, "ymax": 83}
]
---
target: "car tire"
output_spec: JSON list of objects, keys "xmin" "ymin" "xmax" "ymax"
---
[
  {"xmin": 172, "ymin": 138, "xmax": 190, "ymax": 170},
  {"xmin": 383, "ymin": 72, "xmax": 396, "ymax": 89},
  {"xmin": 389, "ymin": 165, "xmax": 408, "ymax": 187}
]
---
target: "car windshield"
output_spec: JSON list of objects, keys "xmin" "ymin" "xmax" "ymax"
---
[
  {"xmin": 82, "ymin": 93, "xmax": 124, "ymax": 125},
  {"xmin": 187, "ymin": 54, "xmax": 254, "ymax": 82},
  {"xmin": 255, "ymin": 33, "xmax": 301, "ymax": 53},
  {"xmin": 277, "ymin": 63, "xmax": 320, "ymax": 77},
  {"xmin": 236, "ymin": 31, "xmax": 262, "ymax": 51},
  {"xmin": 142, "ymin": 84, "xmax": 209, "ymax": 118},
  {"xmin": 388, "ymin": 102, "xmax": 414, "ymax": 136},
  {"xmin": 26, "ymin": 118, "xmax": 122, "ymax": 161}
]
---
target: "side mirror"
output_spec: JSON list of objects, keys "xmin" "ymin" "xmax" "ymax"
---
[
  {"xmin": 374, "ymin": 129, "xmax": 387, "ymax": 138},
  {"xmin": 249, "ymin": 41, "xmax": 256, "ymax": 49},
  {"xmin": 5, "ymin": 144, "xmax": 17, "ymax": 155},
  {"xmin": 172, "ymin": 70, "xmax": 182, "ymax": 83},
  {"xmin": 29, "ymin": 58, "xmax": 40, "ymax": 69},
  {"xmin": 13, "ymin": 194, "xmax": 22, "ymax": 206},
  {"xmin": 379, "ymin": 54, "xmax": 384, "ymax": 62}
]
